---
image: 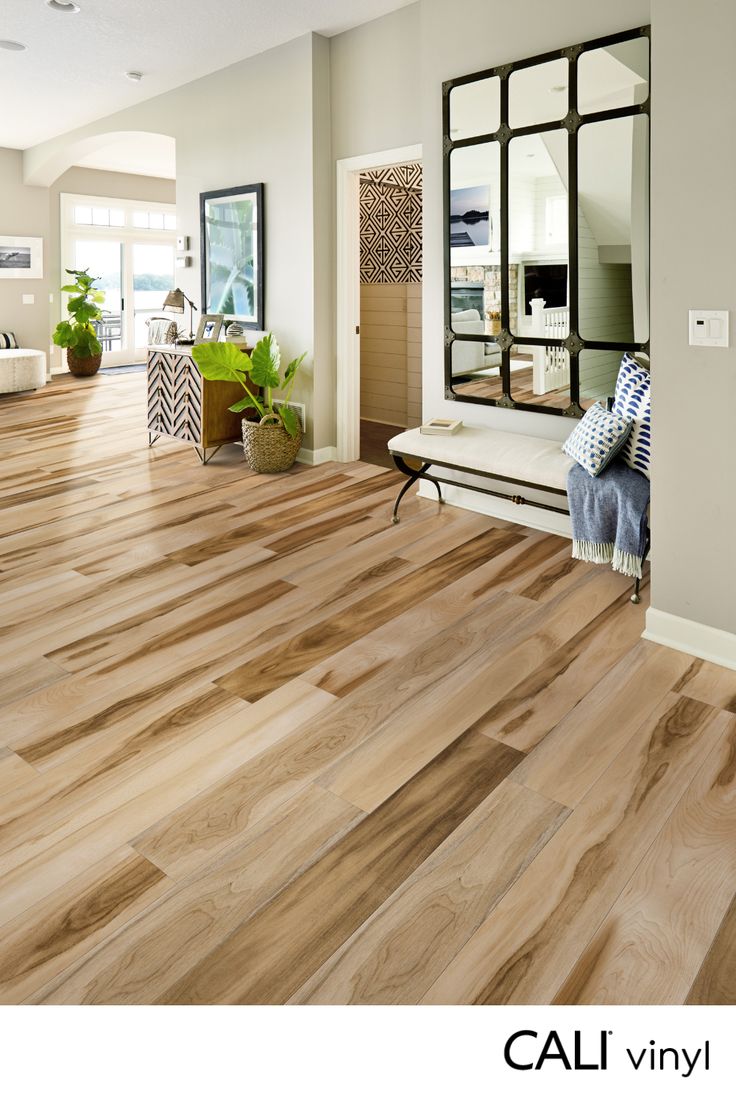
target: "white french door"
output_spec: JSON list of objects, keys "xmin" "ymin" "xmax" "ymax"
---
[{"xmin": 61, "ymin": 194, "xmax": 176, "ymax": 367}]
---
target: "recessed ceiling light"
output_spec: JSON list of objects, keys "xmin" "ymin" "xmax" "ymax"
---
[
  {"xmin": 0, "ymin": 39, "xmax": 27, "ymax": 51},
  {"xmin": 46, "ymin": 0, "xmax": 81, "ymax": 12},
  {"xmin": 125, "ymin": 71, "xmax": 143, "ymax": 82}
]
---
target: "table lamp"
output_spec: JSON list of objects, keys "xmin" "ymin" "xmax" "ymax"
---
[{"xmin": 163, "ymin": 288, "xmax": 197, "ymax": 344}]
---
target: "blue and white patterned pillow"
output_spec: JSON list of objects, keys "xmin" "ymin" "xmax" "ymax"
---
[
  {"xmin": 613, "ymin": 352, "xmax": 651, "ymax": 479},
  {"xmin": 0, "ymin": 332, "xmax": 17, "ymax": 350},
  {"xmin": 562, "ymin": 402, "xmax": 633, "ymax": 477}
]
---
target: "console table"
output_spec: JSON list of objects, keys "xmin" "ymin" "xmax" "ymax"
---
[{"xmin": 147, "ymin": 345, "xmax": 255, "ymax": 464}]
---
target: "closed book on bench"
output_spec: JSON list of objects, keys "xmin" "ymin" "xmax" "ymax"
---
[{"xmin": 420, "ymin": 418, "xmax": 462, "ymax": 436}]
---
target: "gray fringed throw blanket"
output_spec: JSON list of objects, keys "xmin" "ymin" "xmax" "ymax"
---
[{"xmin": 566, "ymin": 459, "xmax": 650, "ymax": 578}]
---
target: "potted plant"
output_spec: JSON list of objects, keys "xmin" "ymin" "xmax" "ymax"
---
[
  {"xmin": 52, "ymin": 268, "xmax": 105, "ymax": 377},
  {"xmin": 193, "ymin": 333, "xmax": 306, "ymax": 473}
]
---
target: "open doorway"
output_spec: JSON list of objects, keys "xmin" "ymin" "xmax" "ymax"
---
[
  {"xmin": 358, "ymin": 162, "xmax": 422, "ymax": 467},
  {"xmin": 336, "ymin": 144, "xmax": 422, "ymax": 464}
]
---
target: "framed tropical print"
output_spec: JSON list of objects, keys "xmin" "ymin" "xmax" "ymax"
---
[{"xmin": 200, "ymin": 183, "xmax": 264, "ymax": 330}]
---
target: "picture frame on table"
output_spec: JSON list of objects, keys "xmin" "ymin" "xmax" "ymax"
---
[
  {"xmin": 195, "ymin": 314, "xmax": 224, "ymax": 343},
  {"xmin": 0, "ymin": 236, "xmax": 43, "ymax": 279},
  {"xmin": 200, "ymin": 183, "xmax": 264, "ymax": 331}
]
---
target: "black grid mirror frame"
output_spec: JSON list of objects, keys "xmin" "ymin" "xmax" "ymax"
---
[{"xmin": 443, "ymin": 25, "xmax": 651, "ymax": 418}]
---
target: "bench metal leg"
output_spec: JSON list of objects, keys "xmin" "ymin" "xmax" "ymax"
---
[
  {"xmin": 391, "ymin": 455, "xmax": 443, "ymax": 524},
  {"xmin": 631, "ymin": 532, "xmax": 651, "ymax": 604}
]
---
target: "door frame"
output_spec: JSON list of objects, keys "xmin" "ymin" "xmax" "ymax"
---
[{"xmin": 335, "ymin": 144, "xmax": 422, "ymax": 462}]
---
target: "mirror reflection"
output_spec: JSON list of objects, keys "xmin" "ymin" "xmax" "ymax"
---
[
  {"xmin": 449, "ymin": 142, "xmax": 500, "ymax": 336},
  {"xmin": 577, "ymin": 115, "xmax": 649, "ymax": 346},
  {"xmin": 451, "ymin": 337, "xmax": 503, "ymax": 402},
  {"xmin": 450, "ymin": 76, "xmax": 501, "ymax": 140},
  {"xmin": 509, "ymin": 58, "xmax": 569, "ymax": 129},
  {"xmin": 578, "ymin": 38, "xmax": 649, "ymax": 114},
  {"xmin": 509, "ymin": 133, "xmax": 569, "ymax": 340},
  {"xmin": 445, "ymin": 29, "xmax": 649, "ymax": 415},
  {"xmin": 509, "ymin": 343, "xmax": 570, "ymax": 410},
  {"xmin": 578, "ymin": 349, "xmax": 622, "ymax": 410}
]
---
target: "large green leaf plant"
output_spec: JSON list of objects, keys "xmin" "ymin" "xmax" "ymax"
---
[
  {"xmin": 52, "ymin": 268, "xmax": 105, "ymax": 359},
  {"xmin": 192, "ymin": 334, "xmax": 306, "ymax": 439}
]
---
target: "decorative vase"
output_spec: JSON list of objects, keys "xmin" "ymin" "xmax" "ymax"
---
[
  {"xmin": 67, "ymin": 349, "xmax": 102, "ymax": 377},
  {"xmin": 241, "ymin": 414, "xmax": 302, "ymax": 473}
]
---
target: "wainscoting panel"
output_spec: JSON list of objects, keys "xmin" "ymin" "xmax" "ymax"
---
[{"xmin": 360, "ymin": 284, "xmax": 408, "ymax": 427}]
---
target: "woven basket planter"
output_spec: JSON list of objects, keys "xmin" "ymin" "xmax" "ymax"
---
[
  {"xmin": 67, "ymin": 350, "xmax": 102, "ymax": 377},
  {"xmin": 242, "ymin": 415, "xmax": 302, "ymax": 473}
]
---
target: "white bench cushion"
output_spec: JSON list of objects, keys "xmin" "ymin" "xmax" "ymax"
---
[{"xmin": 388, "ymin": 425, "xmax": 574, "ymax": 492}]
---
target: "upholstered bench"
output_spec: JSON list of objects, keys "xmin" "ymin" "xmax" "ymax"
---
[
  {"xmin": 388, "ymin": 424, "xmax": 646, "ymax": 604},
  {"xmin": 0, "ymin": 349, "xmax": 47, "ymax": 394},
  {"xmin": 388, "ymin": 424, "xmax": 573, "ymax": 518}
]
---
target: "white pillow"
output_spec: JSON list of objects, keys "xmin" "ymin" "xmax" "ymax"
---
[
  {"xmin": 562, "ymin": 402, "xmax": 633, "ymax": 477},
  {"xmin": 613, "ymin": 352, "xmax": 651, "ymax": 479}
]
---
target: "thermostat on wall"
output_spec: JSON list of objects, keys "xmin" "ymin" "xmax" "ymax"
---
[{"xmin": 689, "ymin": 309, "xmax": 729, "ymax": 347}]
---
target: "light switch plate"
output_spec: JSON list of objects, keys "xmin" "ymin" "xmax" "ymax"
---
[
  {"xmin": 22, "ymin": 293, "xmax": 35, "ymax": 305},
  {"xmin": 689, "ymin": 309, "xmax": 729, "ymax": 347}
]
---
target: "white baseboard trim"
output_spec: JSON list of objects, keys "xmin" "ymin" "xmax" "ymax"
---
[
  {"xmin": 417, "ymin": 482, "xmax": 572, "ymax": 538},
  {"xmin": 296, "ymin": 445, "xmax": 338, "ymax": 466},
  {"xmin": 643, "ymin": 607, "xmax": 736, "ymax": 671}
]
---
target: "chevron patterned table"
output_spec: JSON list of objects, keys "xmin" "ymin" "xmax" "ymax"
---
[{"xmin": 147, "ymin": 345, "xmax": 255, "ymax": 464}]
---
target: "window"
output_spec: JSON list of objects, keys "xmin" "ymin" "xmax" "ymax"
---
[
  {"xmin": 74, "ymin": 205, "xmax": 125, "ymax": 228},
  {"xmin": 133, "ymin": 209, "xmax": 177, "ymax": 231}
]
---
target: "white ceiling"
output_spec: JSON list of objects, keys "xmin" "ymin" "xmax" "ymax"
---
[{"xmin": 0, "ymin": 0, "xmax": 415, "ymax": 150}]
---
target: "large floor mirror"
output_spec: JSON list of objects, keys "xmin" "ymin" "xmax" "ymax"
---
[{"xmin": 444, "ymin": 26, "xmax": 650, "ymax": 417}]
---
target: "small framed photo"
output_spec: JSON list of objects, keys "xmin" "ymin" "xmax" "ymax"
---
[
  {"xmin": 0, "ymin": 236, "xmax": 43, "ymax": 280},
  {"xmin": 195, "ymin": 313, "xmax": 224, "ymax": 342}
]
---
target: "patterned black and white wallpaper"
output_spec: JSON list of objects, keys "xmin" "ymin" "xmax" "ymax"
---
[{"xmin": 360, "ymin": 162, "xmax": 422, "ymax": 284}]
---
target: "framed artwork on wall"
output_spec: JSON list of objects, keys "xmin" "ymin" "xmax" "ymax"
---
[
  {"xmin": 200, "ymin": 184, "xmax": 264, "ymax": 330},
  {"xmin": 0, "ymin": 235, "xmax": 43, "ymax": 279}
]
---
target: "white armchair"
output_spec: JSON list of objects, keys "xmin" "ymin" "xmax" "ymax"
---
[{"xmin": 450, "ymin": 309, "xmax": 502, "ymax": 377}]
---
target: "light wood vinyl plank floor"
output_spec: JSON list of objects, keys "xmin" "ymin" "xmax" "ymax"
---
[{"xmin": 0, "ymin": 372, "xmax": 733, "ymax": 1005}]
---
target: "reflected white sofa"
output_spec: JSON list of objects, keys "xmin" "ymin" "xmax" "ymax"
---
[
  {"xmin": 0, "ymin": 348, "xmax": 47, "ymax": 394},
  {"xmin": 450, "ymin": 309, "xmax": 502, "ymax": 377}
]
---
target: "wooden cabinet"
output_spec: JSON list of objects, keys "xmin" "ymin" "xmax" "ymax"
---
[{"xmin": 147, "ymin": 345, "xmax": 254, "ymax": 463}]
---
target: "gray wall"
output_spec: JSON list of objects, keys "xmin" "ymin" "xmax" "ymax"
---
[
  {"xmin": 0, "ymin": 148, "xmax": 51, "ymax": 354},
  {"xmin": 330, "ymin": 4, "xmax": 421, "ymax": 162},
  {"xmin": 649, "ymin": 0, "xmax": 736, "ymax": 635}
]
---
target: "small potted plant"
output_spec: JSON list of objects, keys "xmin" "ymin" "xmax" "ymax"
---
[
  {"xmin": 193, "ymin": 333, "xmax": 306, "ymax": 473},
  {"xmin": 52, "ymin": 268, "xmax": 105, "ymax": 377}
]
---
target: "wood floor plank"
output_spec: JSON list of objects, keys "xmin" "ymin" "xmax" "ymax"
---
[
  {"xmin": 422, "ymin": 697, "xmax": 730, "ymax": 1004},
  {"xmin": 0, "ymin": 681, "xmax": 335, "ymax": 927},
  {"xmin": 686, "ymin": 893, "xmax": 736, "ymax": 1004},
  {"xmin": 134, "ymin": 592, "xmax": 530, "ymax": 877},
  {"xmin": 554, "ymin": 714, "xmax": 736, "ymax": 1003},
  {"xmin": 157, "ymin": 729, "xmax": 523, "ymax": 1004},
  {"xmin": 674, "ymin": 657, "xmax": 736, "ymax": 714},
  {"xmin": 35, "ymin": 787, "xmax": 360, "ymax": 1004},
  {"xmin": 510, "ymin": 642, "xmax": 695, "ymax": 805},
  {"xmin": 293, "ymin": 779, "xmax": 567, "ymax": 1004},
  {"xmin": 215, "ymin": 527, "xmax": 526, "ymax": 701},
  {"xmin": 476, "ymin": 591, "xmax": 647, "ymax": 751},
  {"xmin": 0, "ymin": 747, "xmax": 38, "ymax": 797},
  {"xmin": 0, "ymin": 848, "xmax": 170, "ymax": 1003}
]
